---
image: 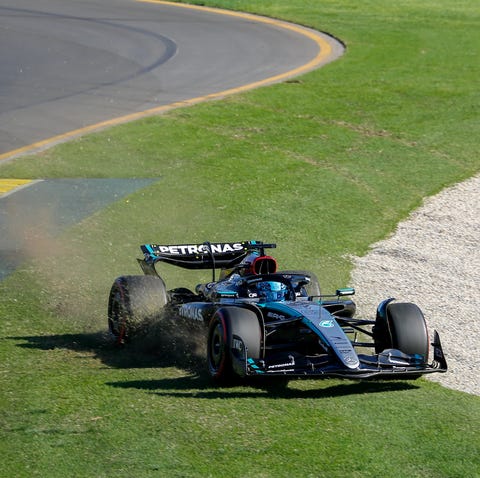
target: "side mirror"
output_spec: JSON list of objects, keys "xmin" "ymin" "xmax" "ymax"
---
[{"xmin": 336, "ymin": 288, "xmax": 355, "ymax": 297}]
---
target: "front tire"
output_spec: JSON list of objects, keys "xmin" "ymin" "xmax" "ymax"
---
[
  {"xmin": 108, "ymin": 275, "xmax": 167, "ymax": 344},
  {"xmin": 207, "ymin": 307, "xmax": 262, "ymax": 383},
  {"xmin": 374, "ymin": 301, "xmax": 429, "ymax": 361}
]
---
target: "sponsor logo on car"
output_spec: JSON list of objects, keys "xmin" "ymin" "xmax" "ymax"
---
[
  {"xmin": 267, "ymin": 312, "xmax": 286, "ymax": 320},
  {"xmin": 232, "ymin": 338, "xmax": 244, "ymax": 351},
  {"xmin": 153, "ymin": 243, "xmax": 243, "ymax": 256},
  {"xmin": 319, "ymin": 320, "xmax": 334, "ymax": 328},
  {"xmin": 179, "ymin": 304, "xmax": 204, "ymax": 321}
]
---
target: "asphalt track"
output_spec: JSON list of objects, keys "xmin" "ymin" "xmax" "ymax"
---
[
  {"xmin": 0, "ymin": 0, "xmax": 342, "ymax": 158},
  {"xmin": 0, "ymin": 0, "xmax": 343, "ymax": 278}
]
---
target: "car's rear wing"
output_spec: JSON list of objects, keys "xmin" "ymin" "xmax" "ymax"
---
[{"xmin": 138, "ymin": 241, "xmax": 276, "ymax": 273}]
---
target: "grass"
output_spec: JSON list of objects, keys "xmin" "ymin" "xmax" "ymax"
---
[
  {"xmin": 2, "ymin": 315, "xmax": 479, "ymax": 478},
  {"xmin": 1, "ymin": 0, "xmax": 479, "ymax": 477}
]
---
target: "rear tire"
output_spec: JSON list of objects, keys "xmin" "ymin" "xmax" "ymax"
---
[
  {"xmin": 108, "ymin": 275, "xmax": 167, "ymax": 344},
  {"xmin": 207, "ymin": 307, "xmax": 262, "ymax": 383},
  {"xmin": 374, "ymin": 301, "xmax": 429, "ymax": 361}
]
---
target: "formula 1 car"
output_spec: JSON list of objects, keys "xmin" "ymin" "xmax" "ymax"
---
[{"xmin": 108, "ymin": 240, "xmax": 447, "ymax": 382}]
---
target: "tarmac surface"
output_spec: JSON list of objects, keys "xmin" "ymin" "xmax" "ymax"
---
[{"xmin": 0, "ymin": 0, "xmax": 341, "ymax": 157}]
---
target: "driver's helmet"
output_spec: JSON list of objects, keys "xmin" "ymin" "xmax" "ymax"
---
[{"xmin": 257, "ymin": 281, "xmax": 287, "ymax": 302}]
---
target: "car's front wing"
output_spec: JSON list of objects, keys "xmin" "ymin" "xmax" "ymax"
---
[{"xmin": 243, "ymin": 331, "xmax": 448, "ymax": 380}]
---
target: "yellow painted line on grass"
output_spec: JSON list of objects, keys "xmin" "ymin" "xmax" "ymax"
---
[
  {"xmin": 0, "ymin": 1, "xmax": 338, "ymax": 162},
  {"xmin": 0, "ymin": 179, "xmax": 36, "ymax": 197}
]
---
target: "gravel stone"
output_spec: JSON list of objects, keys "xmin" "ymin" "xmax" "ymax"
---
[{"xmin": 350, "ymin": 174, "xmax": 480, "ymax": 396}]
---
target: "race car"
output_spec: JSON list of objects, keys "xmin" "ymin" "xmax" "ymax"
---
[{"xmin": 108, "ymin": 240, "xmax": 447, "ymax": 383}]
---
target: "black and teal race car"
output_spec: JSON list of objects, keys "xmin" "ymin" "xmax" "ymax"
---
[{"xmin": 108, "ymin": 240, "xmax": 447, "ymax": 383}]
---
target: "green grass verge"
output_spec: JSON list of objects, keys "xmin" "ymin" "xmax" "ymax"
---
[{"xmin": 1, "ymin": 0, "xmax": 479, "ymax": 477}]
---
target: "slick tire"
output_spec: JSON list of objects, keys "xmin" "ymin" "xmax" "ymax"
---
[
  {"xmin": 108, "ymin": 275, "xmax": 167, "ymax": 345},
  {"xmin": 207, "ymin": 307, "xmax": 262, "ymax": 384},
  {"xmin": 374, "ymin": 302, "xmax": 429, "ymax": 361}
]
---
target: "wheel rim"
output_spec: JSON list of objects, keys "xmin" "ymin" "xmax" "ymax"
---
[{"xmin": 208, "ymin": 319, "xmax": 226, "ymax": 375}]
